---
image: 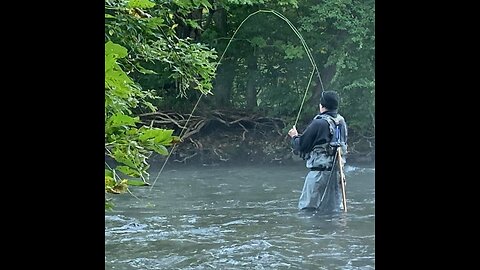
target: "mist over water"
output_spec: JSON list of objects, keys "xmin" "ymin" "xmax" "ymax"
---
[{"xmin": 105, "ymin": 164, "xmax": 374, "ymax": 269}]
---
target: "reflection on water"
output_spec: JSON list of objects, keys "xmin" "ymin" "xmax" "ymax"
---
[{"xmin": 105, "ymin": 164, "xmax": 374, "ymax": 269}]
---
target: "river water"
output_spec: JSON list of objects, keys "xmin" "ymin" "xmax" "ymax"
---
[{"xmin": 105, "ymin": 164, "xmax": 375, "ymax": 269}]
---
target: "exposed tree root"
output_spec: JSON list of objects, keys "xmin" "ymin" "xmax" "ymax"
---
[{"xmin": 140, "ymin": 109, "xmax": 374, "ymax": 166}]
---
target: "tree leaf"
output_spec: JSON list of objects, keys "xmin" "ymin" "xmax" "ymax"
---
[
  {"xmin": 147, "ymin": 17, "xmax": 165, "ymax": 28},
  {"xmin": 151, "ymin": 144, "xmax": 168, "ymax": 155},
  {"xmin": 127, "ymin": 0, "xmax": 155, "ymax": 9},
  {"xmin": 113, "ymin": 149, "xmax": 137, "ymax": 168},
  {"xmin": 105, "ymin": 41, "xmax": 128, "ymax": 59},
  {"xmin": 139, "ymin": 129, "xmax": 173, "ymax": 144},
  {"xmin": 136, "ymin": 64, "xmax": 157, "ymax": 74},
  {"xmin": 127, "ymin": 179, "xmax": 150, "ymax": 186},
  {"xmin": 105, "ymin": 176, "xmax": 115, "ymax": 188},
  {"xmin": 105, "ymin": 169, "xmax": 113, "ymax": 178},
  {"xmin": 251, "ymin": 37, "xmax": 267, "ymax": 48},
  {"xmin": 116, "ymin": 166, "xmax": 141, "ymax": 177},
  {"xmin": 108, "ymin": 114, "xmax": 139, "ymax": 128}
]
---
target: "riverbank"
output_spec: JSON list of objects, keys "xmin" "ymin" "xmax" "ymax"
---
[
  {"xmin": 120, "ymin": 109, "xmax": 376, "ymax": 170},
  {"xmin": 146, "ymin": 128, "xmax": 374, "ymax": 168}
]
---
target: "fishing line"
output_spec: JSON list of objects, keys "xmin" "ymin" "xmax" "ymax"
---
[{"xmin": 149, "ymin": 10, "xmax": 325, "ymax": 191}]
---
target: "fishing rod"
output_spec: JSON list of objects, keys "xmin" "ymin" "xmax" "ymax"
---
[{"xmin": 150, "ymin": 10, "xmax": 326, "ymax": 191}]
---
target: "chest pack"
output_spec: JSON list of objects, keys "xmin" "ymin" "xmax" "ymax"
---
[
  {"xmin": 314, "ymin": 114, "xmax": 347, "ymax": 155},
  {"xmin": 303, "ymin": 114, "xmax": 347, "ymax": 169}
]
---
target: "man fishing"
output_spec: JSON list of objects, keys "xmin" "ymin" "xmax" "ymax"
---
[{"xmin": 288, "ymin": 91, "xmax": 348, "ymax": 213}]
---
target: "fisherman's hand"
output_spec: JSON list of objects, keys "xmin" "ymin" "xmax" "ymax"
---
[{"xmin": 288, "ymin": 126, "xmax": 298, "ymax": 138}]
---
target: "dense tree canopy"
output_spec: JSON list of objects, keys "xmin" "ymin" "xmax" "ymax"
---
[{"xmin": 114, "ymin": 0, "xmax": 374, "ymax": 146}]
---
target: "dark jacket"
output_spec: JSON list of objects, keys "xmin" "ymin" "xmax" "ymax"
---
[{"xmin": 291, "ymin": 111, "xmax": 339, "ymax": 156}]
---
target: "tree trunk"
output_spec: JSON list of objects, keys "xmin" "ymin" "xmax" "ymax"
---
[
  {"xmin": 213, "ymin": 60, "xmax": 235, "ymax": 108},
  {"xmin": 189, "ymin": 9, "xmax": 202, "ymax": 41},
  {"xmin": 309, "ymin": 64, "xmax": 337, "ymax": 106},
  {"xmin": 176, "ymin": 8, "xmax": 202, "ymax": 40},
  {"xmin": 246, "ymin": 52, "xmax": 258, "ymax": 111},
  {"xmin": 211, "ymin": 7, "xmax": 234, "ymax": 108}
]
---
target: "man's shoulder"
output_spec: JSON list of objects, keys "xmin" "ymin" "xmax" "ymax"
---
[
  {"xmin": 311, "ymin": 117, "xmax": 330, "ymax": 127},
  {"xmin": 320, "ymin": 113, "xmax": 346, "ymax": 126}
]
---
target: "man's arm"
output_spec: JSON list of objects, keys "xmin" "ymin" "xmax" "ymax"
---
[{"xmin": 289, "ymin": 120, "xmax": 323, "ymax": 153}]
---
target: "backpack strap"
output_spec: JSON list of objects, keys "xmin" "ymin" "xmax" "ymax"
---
[{"xmin": 315, "ymin": 114, "xmax": 336, "ymax": 137}]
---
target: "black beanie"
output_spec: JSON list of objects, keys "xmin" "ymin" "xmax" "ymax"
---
[{"xmin": 320, "ymin": 91, "xmax": 339, "ymax": 110}]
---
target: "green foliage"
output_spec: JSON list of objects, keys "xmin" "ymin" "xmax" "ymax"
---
[
  {"xmin": 204, "ymin": 0, "xmax": 374, "ymax": 145},
  {"xmin": 221, "ymin": 7, "xmax": 318, "ymax": 119},
  {"xmin": 127, "ymin": 179, "xmax": 150, "ymax": 186},
  {"xmin": 174, "ymin": 0, "xmax": 212, "ymax": 9},
  {"xmin": 105, "ymin": 41, "xmax": 156, "ymax": 116},
  {"xmin": 105, "ymin": 40, "xmax": 178, "ymax": 210},
  {"xmin": 282, "ymin": 43, "xmax": 305, "ymax": 60},
  {"xmin": 127, "ymin": 0, "xmax": 155, "ymax": 9},
  {"xmin": 139, "ymin": 38, "xmax": 217, "ymax": 96},
  {"xmin": 226, "ymin": 0, "xmax": 298, "ymax": 7},
  {"xmin": 300, "ymin": 0, "xmax": 375, "ymax": 138},
  {"xmin": 105, "ymin": 0, "xmax": 223, "ymax": 209},
  {"xmin": 105, "ymin": 0, "xmax": 218, "ymax": 106}
]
